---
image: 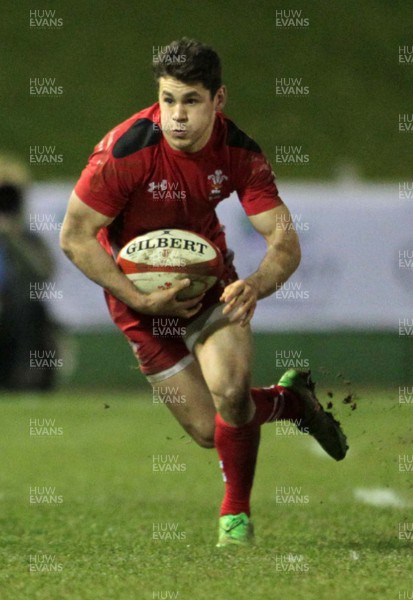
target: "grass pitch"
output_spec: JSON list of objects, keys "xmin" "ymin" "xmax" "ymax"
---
[{"xmin": 0, "ymin": 387, "xmax": 411, "ymax": 600}]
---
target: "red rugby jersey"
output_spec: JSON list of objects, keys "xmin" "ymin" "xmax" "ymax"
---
[{"xmin": 74, "ymin": 102, "xmax": 282, "ymax": 258}]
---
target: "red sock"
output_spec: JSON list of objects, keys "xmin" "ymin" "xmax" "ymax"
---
[
  {"xmin": 214, "ymin": 387, "xmax": 304, "ymax": 517},
  {"xmin": 251, "ymin": 386, "xmax": 304, "ymax": 425},
  {"xmin": 215, "ymin": 412, "xmax": 260, "ymax": 517}
]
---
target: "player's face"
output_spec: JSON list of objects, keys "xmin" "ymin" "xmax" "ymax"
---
[{"xmin": 158, "ymin": 77, "xmax": 226, "ymax": 153}]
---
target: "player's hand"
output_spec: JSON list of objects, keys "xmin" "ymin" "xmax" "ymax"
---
[
  {"xmin": 135, "ymin": 278, "xmax": 205, "ymax": 318},
  {"xmin": 220, "ymin": 279, "xmax": 258, "ymax": 327}
]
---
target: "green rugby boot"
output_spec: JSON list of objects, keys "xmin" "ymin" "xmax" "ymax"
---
[
  {"xmin": 278, "ymin": 369, "xmax": 349, "ymax": 461},
  {"xmin": 216, "ymin": 513, "xmax": 254, "ymax": 547}
]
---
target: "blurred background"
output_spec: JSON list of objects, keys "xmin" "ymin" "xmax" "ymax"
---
[{"xmin": 1, "ymin": 0, "xmax": 412, "ymax": 391}]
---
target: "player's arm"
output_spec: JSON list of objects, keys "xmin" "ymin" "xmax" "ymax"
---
[
  {"xmin": 247, "ymin": 203, "xmax": 301, "ymax": 296},
  {"xmin": 60, "ymin": 191, "xmax": 203, "ymax": 318},
  {"xmin": 221, "ymin": 203, "xmax": 301, "ymax": 326}
]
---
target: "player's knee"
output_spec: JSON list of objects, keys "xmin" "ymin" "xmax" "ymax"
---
[
  {"xmin": 211, "ymin": 376, "xmax": 251, "ymax": 421},
  {"xmin": 212, "ymin": 373, "xmax": 250, "ymax": 403},
  {"xmin": 188, "ymin": 422, "xmax": 215, "ymax": 449},
  {"xmin": 190, "ymin": 427, "xmax": 215, "ymax": 448},
  {"xmin": 194, "ymin": 435, "xmax": 215, "ymax": 449}
]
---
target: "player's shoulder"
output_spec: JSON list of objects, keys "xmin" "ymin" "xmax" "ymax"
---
[
  {"xmin": 217, "ymin": 113, "xmax": 262, "ymax": 154},
  {"xmin": 98, "ymin": 103, "xmax": 162, "ymax": 160}
]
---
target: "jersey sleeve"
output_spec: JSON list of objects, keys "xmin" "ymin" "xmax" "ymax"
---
[
  {"xmin": 74, "ymin": 131, "xmax": 140, "ymax": 218},
  {"xmin": 236, "ymin": 151, "xmax": 283, "ymax": 216}
]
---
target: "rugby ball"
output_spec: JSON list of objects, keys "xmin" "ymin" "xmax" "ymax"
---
[{"xmin": 117, "ymin": 229, "xmax": 224, "ymax": 300}]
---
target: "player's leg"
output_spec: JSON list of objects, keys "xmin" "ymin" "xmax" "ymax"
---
[
  {"xmin": 195, "ymin": 321, "xmax": 255, "ymax": 425},
  {"xmin": 193, "ymin": 321, "xmax": 348, "ymax": 547},
  {"xmin": 186, "ymin": 304, "xmax": 348, "ymax": 459},
  {"xmin": 148, "ymin": 359, "xmax": 216, "ymax": 449},
  {"xmin": 121, "ymin": 312, "xmax": 217, "ymax": 448},
  {"xmin": 193, "ymin": 322, "xmax": 258, "ymax": 546}
]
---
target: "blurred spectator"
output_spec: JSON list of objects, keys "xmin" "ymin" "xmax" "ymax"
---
[{"xmin": 0, "ymin": 154, "xmax": 58, "ymax": 390}]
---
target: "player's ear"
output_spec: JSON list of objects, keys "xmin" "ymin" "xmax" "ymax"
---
[{"xmin": 214, "ymin": 85, "xmax": 227, "ymax": 111}]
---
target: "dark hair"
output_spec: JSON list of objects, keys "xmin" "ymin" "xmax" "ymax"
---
[{"xmin": 152, "ymin": 38, "xmax": 222, "ymax": 98}]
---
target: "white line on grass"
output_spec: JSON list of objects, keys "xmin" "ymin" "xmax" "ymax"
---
[{"xmin": 353, "ymin": 487, "xmax": 411, "ymax": 508}]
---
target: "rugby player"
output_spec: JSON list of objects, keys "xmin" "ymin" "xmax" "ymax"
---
[{"xmin": 60, "ymin": 38, "xmax": 348, "ymax": 547}]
